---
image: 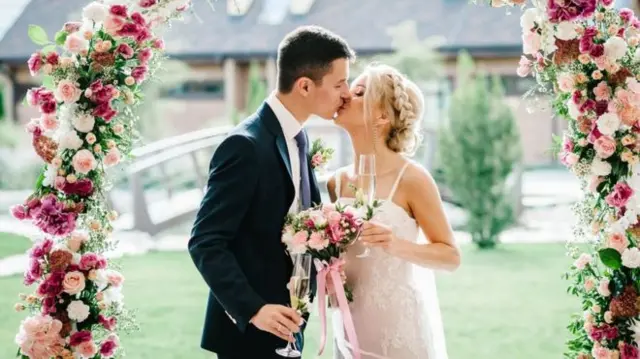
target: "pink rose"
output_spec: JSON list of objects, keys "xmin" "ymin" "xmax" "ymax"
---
[
  {"xmin": 27, "ymin": 52, "xmax": 43, "ymax": 76},
  {"xmin": 100, "ymin": 334, "xmax": 119, "ymax": 357},
  {"xmin": 293, "ymin": 231, "xmax": 307, "ymax": 245},
  {"xmin": 67, "ymin": 232, "xmax": 87, "ymax": 252},
  {"xmin": 594, "ymin": 81, "xmax": 612, "ymax": 101},
  {"xmin": 584, "ymin": 277, "xmax": 596, "ymax": 291},
  {"xmin": 131, "ymin": 66, "xmax": 147, "ymax": 83},
  {"xmin": 72, "ymin": 149, "xmax": 97, "ymax": 175},
  {"xmin": 327, "ymin": 211, "xmax": 342, "ymax": 226},
  {"xmin": 107, "ymin": 270, "xmax": 124, "ymax": 287},
  {"xmin": 104, "ymin": 148, "xmax": 121, "ymax": 167},
  {"xmin": 608, "ymin": 232, "xmax": 630, "ymax": 253},
  {"xmin": 131, "ymin": 12, "xmax": 146, "ymax": 26},
  {"xmin": 77, "ymin": 341, "xmax": 98, "ymax": 358},
  {"xmin": 64, "ymin": 34, "xmax": 88, "ymax": 53},
  {"xmin": 574, "ymin": 253, "xmax": 592, "ymax": 270},
  {"xmin": 104, "ymin": 15, "xmax": 125, "ymax": 35},
  {"xmin": 11, "ymin": 205, "xmax": 28, "ymax": 220},
  {"xmin": 40, "ymin": 101, "xmax": 57, "ymax": 114},
  {"xmin": 594, "ymin": 136, "xmax": 616, "ymax": 158},
  {"xmin": 606, "ymin": 181, "xmax": 634, "ymax": 208},
  {"xmin": 560, "ymin": 152, "xmax": 579, "ymax": 166},
  {"xmin": 522, "ymin": 31, "xmax": 541, "ymax": 55},
  {"xmin": 40, "ymin": 114, "xmax": 59, "ymax": 132},
  {"xmin": 63, "ymin": 271, "xmax": 86, "ymax": 295},
  {"xmin": 94, "ymin": 40, "xmax": 112, "ymax": 53},
  {"xmin": 308, "ymin": 232, "xmax": 329, "ymax": 250},
  {"xmin": 311, "ymin": 153, "xmax": 323, "ymax": 167},
  {"xmin": 152, "ymin": 38, "xmax": 164, "ymax": 49},
  {"xmin": 15, "ymin": 315, "xmax": 65, "ymax": 359},
  {"xmin": 516, "ymin": 55, "xmax": 532, "ymax": 77},
  {"xmin": 115, "ymin": 43, "xmax": 134, "ymax": 58},
  {"xmin": 137, "ymin": 48, "xmax": 153, "ymax": 64},
  {"xmin": 110, "ymin": 5, "xmax": 128, "ymax": 17},
  {"xmin": 140, "ymin": 0, "xmax": 157, "ymax": 7},
  {"xmin": 55, "ymin": 80, "xmax": 82, "ymax": 104},
  {"xmin": 321, "ymin": 203, "xmax": 336, "ymax": 213},
  {"xmin": 557, "ymin": 74, "xmax": 575, "ymax": 92}
]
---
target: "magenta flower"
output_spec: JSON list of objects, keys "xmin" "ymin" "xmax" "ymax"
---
[
  {"xmin": 61, "ymin": 178, "xmax": 94, "ymax": 197},
  {"xmin": 589, "ymin": 323, "xmax": 618, "ymax": 341},
  {"xmin": 606, "ymin": 182, "xmax": 634, "ymax": 208},
  {"xmin": 131, "ymin": 12, "xmax": 146, "ymax": 26},
  {"xmin": 547, "ymin": 0, "xmax": 596, "ymax": 23},
  {"xmin": 137, "ymin": 48, "xmax": 152, "ymax": 64},
  {"xmin": 115, "ymin": 43, "xmax": 134, "ymax": 59},
  {"xmin": 139, "ymin": 0, "xmax": 157, "ymax": 7},
  {"xmin": 11, "ymin": 204, "xmax": 29, "ymax": 220},
  {"xmin": 99, "ymin": 315, "xmax": 117, "ymax": 331},
  {"xmin": 100, "ymin": 335, "xmax": 119, "ymax": 357},
  {"xmin": 131, "ymin": 66, "xmax": 147, "ymax": 83},
  {"xmin": 109, "ymin": 5, "xmax": 128, "ymax": 17},
  {"xmin": 69, "ymin": 330, "xmax": 92, "ymax": 346},
  {"xmin": 40, "ymin": 100, "xmax": 57, "ymax": 114},
  {"xmin": 36, "ymin": 270, "xmax": 65, "ymax": 297},
  {"xmin": 79, "ymin": 253, "xmax": 99, "ymax": 271},
  {"xmin": 117, "ymin": 23, "xmax": 141, "ymax": 37},
  {"xmin": 31, "ymin": 195, "xmax": 77, "ymax": 237},
  {"xmin": 27, "ymin": 52, "xmax": 42, "ymax": 76},
  {"xmin": 92, "ymin": 101, "xmax": 117, "ymax": 121},
  {"xmin": 621, "ymin": 342, "xmax": 639, "ymax": 359},
  {"xmin": 29, "ymin": 238, "xmax": 53, "ymax": 259}
]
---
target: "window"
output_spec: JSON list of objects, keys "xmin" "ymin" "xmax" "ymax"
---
[
  {"xmin": 290, "ymin": 0, "xmax": 315, "ymax": 15},
  {"xmin": 227, "ymin": 0, "xmax": 253, "ymax": 16},
  {"xmin": 500, "ymin": 75, "xmax": 537, "ymax": 96},
  {"xmin": 161, "ymin": 80, "xmax": 225, "ymax": 99},
  {"xmin": 259, "ymin": 0, "xmax": 289, "ymax": 24}
]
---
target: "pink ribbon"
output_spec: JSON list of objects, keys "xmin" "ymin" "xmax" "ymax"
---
[{"xmin": 314, "ymin": 257, "xmax": 361, "ymax": 359}]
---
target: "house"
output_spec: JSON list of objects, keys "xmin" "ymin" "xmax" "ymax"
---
[{"xmin": 3, "ymin": 0, "xmax": 630, "ymax": 165}]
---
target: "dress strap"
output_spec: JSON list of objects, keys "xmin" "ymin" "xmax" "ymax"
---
[{"xmin": 387, "ymin": 162, "xmax": 411, "ymax": 201}]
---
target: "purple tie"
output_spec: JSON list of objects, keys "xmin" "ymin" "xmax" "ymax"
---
[{"xmin": 294, "ymin": 130, "xmax": 311, "ymax": 210}]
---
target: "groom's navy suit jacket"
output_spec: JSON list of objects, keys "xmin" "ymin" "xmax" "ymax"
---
[{"xmin": 188, "ymin": 102, "xmax": 321, "ymax": 357}]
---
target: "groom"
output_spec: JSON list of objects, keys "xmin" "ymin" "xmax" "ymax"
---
[{"xmin": 188, "ymin": 25, "xmax": 355, "ymax": 359}]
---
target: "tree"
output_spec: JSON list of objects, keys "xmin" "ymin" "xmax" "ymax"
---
[{"xmin": 437, "ymin": 51, "xmax": 522, "ymax": 249}]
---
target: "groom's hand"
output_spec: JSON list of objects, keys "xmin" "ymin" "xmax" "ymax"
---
[{"xmin": 250, "ymin": 304, "xmax": 303, "ymax": 342}]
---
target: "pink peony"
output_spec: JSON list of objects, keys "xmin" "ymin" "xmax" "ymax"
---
[
  {"xmin": 15, "ymin": 314, "xmax": 65, "ymax": 359},
  {"xmin": 100, "ymin": 334, "xmax": 119, "ymax": 357},
  {"xmin": 55, "ymin": 80, "xmax": 82, "ymax": 104},
  {"xmin": 606, "ymin": 182, "xmax": 634, "ymax": 208},
  {"xmin": 139, "ymin": 0, "xmax": 157, "ymax": 6},
  {"xmin": 116, "ymin": 43, "xmax": 134, "ymax": 58},
  {"xmin": 27, "ymin": 52, "xmax": 43, "ymax": 76},
  {"xmin": 62, "ymin": 271, "xmax": 86, "ymax": 295},
  {"xmin": 31, "ymin": 195, "xmax": 77, "ymax": 237},
  {"xmin": 103, "ymin": 15, "xmax": 125, "ymax": 35},
  {"xmin": 593, "ymin": 136, "xmax": 616, "ymax": 159},
  {"xmin": 24, "ymin": 258, "xmax": 43, "ymax": 285},
  {"xmin": 516, "ymin": 55, "xmax": 532, "ymax": 77},
  {"xmin": 557, "ymin": 74, "xmax": 575, "ymax": 92},
  {"xmin": 131, "ymin": 66, "xmax": 147, "ymax": 83},
  {"xmin": 72, "ymin": 149, "xmax": 97, "ymax": 175},
  {"xmin": 560, "ymin": 152, "xmax": 579, "ymax": 166},
  {"xmin": 109, "ymin": 5, "xmax": 128, "ymax": 17},
  {"xmin": 547, "ymin": 0, "xmax": 596, "ymax": 23},
  {"xmin": 608, "ymin": 232, "xmax": 630, "ymax": 253},
  {"xmin": 40, "ymin": 114, "xmax": 59, "ymax": 132},
  {"xmin": 69, "ymin": 330, "xmax": 92, "ymax": 346},
  {"xmin": 292, "ymin": 231, "xmax": 308, "ymax": 246},
  {"xmin": 79, "ymin": 253, "xmax": 100, "ymax": 270},
  {"xmin": 620, "ymin": 8, "xmax": 634, "ymax": 23},
  {"xmin": 104, "ymin": 148, "xmax": 122, "ymax": 167}
]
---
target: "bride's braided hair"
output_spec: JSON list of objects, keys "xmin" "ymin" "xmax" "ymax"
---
[{"xmin": 364, "ymin": 64, "xmax": 424, "ymax": 155}]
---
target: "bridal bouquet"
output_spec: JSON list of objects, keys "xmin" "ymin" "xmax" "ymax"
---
[{"xmin": 8, "ymin": 1, "xmax": 190, "ymax": 358}]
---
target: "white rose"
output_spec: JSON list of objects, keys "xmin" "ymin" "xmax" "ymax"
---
[
  {"xmin": 67, "ymin": 300, "xmax": 90, "ymax": 322},
  {"xmin": 622, "ymin": 247, "xmax": 640, "ymax": 268},
  {"xmin": 625, "ymin": 208, "xmax": 639, "ymax": 225},
  {"xmin": 42, "ymin": 165, "xmax": 58, "ymax": 188},
  {"xmin": 596, "ymin": 113, "xmax": 621, "ymax": 136},
  {"xmin": 567, "ymin": 99, "xmax": 581, "ymax": 120},
  {"xmin": 556, "ymin": 21, "xmax": 578, "ymax": 40},
  {"xmin": 604, "ymin": 36, "xmax": 628, "ymax": 61},
  {"xmin": 59, "ymin": 131, "xmax": 83, "ymax": 150},
  {"xmin": 73, "ymin": 114, "xmax": 95, "ymax": 133},
  {"xmin": 82, "ymin": 2, "xmax": 108, "ymax": 23},
  {"xmin": 591, "ymin": 158, "xmax": 612, "ymax": 176},
  {"xmin": 612, "ymin": 217, "xmax": 631, "ymax": 233},
  {"xmin": 71, "ymin": 252, "xmax": 82, "ymax": 265},
  {"xmin": 520, "ymin": 8, "xmax": 539, "ymax": 31}
]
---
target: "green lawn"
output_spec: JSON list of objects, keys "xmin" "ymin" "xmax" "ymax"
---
[
  {"xmin": 0, "ymin": 232, "xmax": 32, "ymax": 258},
  {"xmin": 0, "ymin": 242, "xmax": 578, "ymax": 359}
]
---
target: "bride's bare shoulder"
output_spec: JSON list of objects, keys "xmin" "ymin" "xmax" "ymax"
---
[{"xmin": 403, "ymin": 161, "xmax": 438, "ymax": 192}]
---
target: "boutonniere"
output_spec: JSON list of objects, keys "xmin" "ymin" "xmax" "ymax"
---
[{"xmin": 309, "ymin": 138, "xmax": 334, "ymax": 171}]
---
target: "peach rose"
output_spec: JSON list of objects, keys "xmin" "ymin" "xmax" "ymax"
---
[
  {"xmin": 59, "ymin": 57, "xmax": 75, "ymax": 68},
  {"xmin": 592, "ymin": 70, "xmax": 603, "ymax": 80},
  {"xmin": 608, "ymin": 232, "xmax": 630, "ymax": 253},
  {"xmin": 94, "ymin": 40, "xmax": 112, "ymax": 53},
  {"xmin": 104, "ymin": 148, "xmax": 121, "ymax": 167},
  {"xmin": 55, "ymin": 80, "xmax": 82, "ymax": 104},
  {"xmin": 72, "ymin": 149, "xmax": 97, "ymax": 175},
  {"xmin": 557, "ymin": 74, "xmax": 576, "ymax": 92},
  {"xmin": 107, "ymin": 270, "xmax": 124, "ymax": 287},
  {"xmin": 622, "ymin": 135, "xmax": 636, "ymax": 146},
  {"xmin": 76, "ymin": 341, "xmax": 97, "ymax": 358},
  {"xmin": 584, "ymin": 278, "xmax": 596, "ymax": 291},
  {"xmin": 67, "ymin": 232, "xmax": 87, "ymax": 252},
  {"xmin": 594, "ymin": 136, "xmax": 616, "ymax": 159},
  {"xmin": 40, "ymin": 114, "xmax": 59, "ymax": 132},
  {"xmin": 93, "ymin": 144, "xmax": 102, "ymax": 154},
  {"xmin": 63, "ymin": 271, "xmax": 86, "ymax": 295},
  {"xmin": 86, "ymin": 133, "xmax": 97, "ymax": 145},
  {"xmin": 112, "ymin": 124, "xmax": 124, "ymax": 134},
  {"xmin": 64, "ymin": 34, "xmax": 88, "ymax": 54}
]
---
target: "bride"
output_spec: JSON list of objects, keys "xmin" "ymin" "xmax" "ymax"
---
[{"xmin": 327, "ymin": 63, "xmax": 461, "ymax": 359}]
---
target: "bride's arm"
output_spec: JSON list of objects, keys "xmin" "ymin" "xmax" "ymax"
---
[
  {"xmin": 394, "ymin": 167, "xmax": 460, "ymax": 271},
  {"xmin": 360, "ymin": 166, "xmax": 460, "ymax": 271},
  {"xmin": 326, "ymin": 173, "xmax": 338, "ymax": 203}
]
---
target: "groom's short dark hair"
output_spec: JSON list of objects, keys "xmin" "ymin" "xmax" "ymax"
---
[{"xmin": 276, "ymin": 25, "xmax": 355, "ymax": 93}]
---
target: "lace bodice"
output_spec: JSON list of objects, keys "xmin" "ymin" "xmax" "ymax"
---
[{"xmin": 330, "ymin": 163, "xmax": 448, "ymax": 359}]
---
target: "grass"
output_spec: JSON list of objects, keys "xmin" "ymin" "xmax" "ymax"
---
[
  {"xmin": 0, "ymin": 232, "xmax": 32, "ymax": 258},
  {"xmin": 0, "ymin": 242, "xmax": 578, "ymax": 359}
]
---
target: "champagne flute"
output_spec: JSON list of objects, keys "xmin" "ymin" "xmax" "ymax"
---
[
  {"xmin": 276, "ymin": 253, "xmax": 312, "ymax": 358},
  {"xmin": 356, "ymin": 154, "xmax": 376, "ymax": 258}
]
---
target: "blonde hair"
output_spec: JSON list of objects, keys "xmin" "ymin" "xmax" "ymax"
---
[{"xmin": 363, "ymin": 63, "xmax": 424, "ymax": 155}]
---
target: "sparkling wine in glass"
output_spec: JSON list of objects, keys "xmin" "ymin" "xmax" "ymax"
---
[
  {"xmin": 356, "ymin": 154, "xmax": 376, "ymax": 258},
  {"xmin": 276, "ymin": 253, "xmax": 312, "ymax": 358}
]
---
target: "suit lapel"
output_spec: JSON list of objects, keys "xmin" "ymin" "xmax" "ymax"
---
[
  {"xmin": 259, "ymin": 102, "xmax": 295, "ymax": 192},
  {"xmin": 276, "ymin": 135, "xmax": 293, "ymax": 182}
]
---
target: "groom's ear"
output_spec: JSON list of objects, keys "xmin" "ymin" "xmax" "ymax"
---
[{"xmin": 294, "ymin": 77, "xmax": 313, "ymax": 97}]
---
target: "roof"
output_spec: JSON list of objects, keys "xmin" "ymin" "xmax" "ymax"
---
[
  {"xmin": 0, "ymin": 0, "xmax": 31, "ymax": 42},
  {"xmin": 0, "ymin": 0, "xmax": 524, "ymax": 63}
]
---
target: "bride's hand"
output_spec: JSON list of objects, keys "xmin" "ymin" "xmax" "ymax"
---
[{"xmin": 359, "ymin": 221, "xmax": 395, "ymax": 250}]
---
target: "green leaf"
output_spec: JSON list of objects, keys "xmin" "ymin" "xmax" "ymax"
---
[
  {"xmin": 41, "ymin": 44, "xmax": 57, "ymax": 54},
  {"xmin": 42, "ymin": 75, "xmax": 55, "ymax": 90},
  {"xmin": 35, "ymin": 169, "xmax": 45, "ymax": 190},
  {"xmin": 27, "ymin": 25, "xmax": 49, "ymax": 46},
  {"xmin": 54, "ymin": 30, "xmax": 68, "ymax": 46},
  {"xmin": 599, "ymin": 248, "xmax": 622, "ymax": 270}
]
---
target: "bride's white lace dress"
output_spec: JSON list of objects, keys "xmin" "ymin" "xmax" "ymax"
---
[{"xmin": 330, "ymin": 163, "xmax": 449, "ymax": 359}]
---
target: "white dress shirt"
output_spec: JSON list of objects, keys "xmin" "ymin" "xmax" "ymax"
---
[{"xmin": 266, "ymin": 93, "xmax": 303, "ymax": 213}]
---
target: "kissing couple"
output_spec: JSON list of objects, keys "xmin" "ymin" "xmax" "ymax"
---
[{"xmin": 188, "ymin": 25, "xmax": 460, "ymax": 359}]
